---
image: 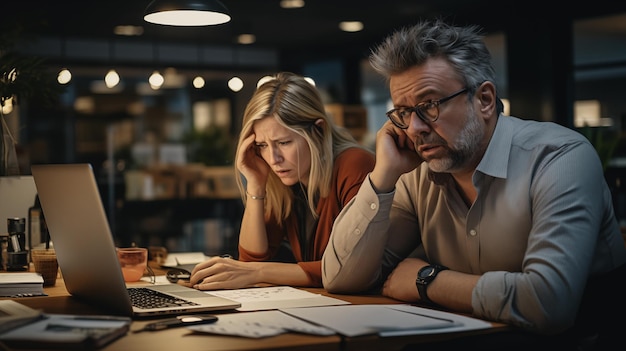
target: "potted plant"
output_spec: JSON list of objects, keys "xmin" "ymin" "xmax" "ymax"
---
[
  {"xmin": 0, "ymin": 25, "xmax": 65, "ymax": 175},
  {"xmin": 578, "ymin": 125, "xmax": 621, "ymax": 172}
]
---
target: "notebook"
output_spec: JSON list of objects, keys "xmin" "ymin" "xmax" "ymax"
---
[{"xmin": 30, "ymin": 163, "xmax": 241, "ymax": 318}]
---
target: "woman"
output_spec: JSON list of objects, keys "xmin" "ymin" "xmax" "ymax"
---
[{"xmin": 187, "ymin": 72, "xmax": 375, "ymax": 290}]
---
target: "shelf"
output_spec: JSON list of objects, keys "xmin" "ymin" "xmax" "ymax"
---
[
  {"xmin": 325, "ymin": 104, "xmax": 368, "ymax": 142},
  {"xmin": 115, "ymin": 197, "xmax": 243, "ymax": 256}
]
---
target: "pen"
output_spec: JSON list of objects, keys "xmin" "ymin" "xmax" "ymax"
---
[
  {"xmin": 133, "ymin": 314, "xmax": 218, "ymax": 333},
  {"xmin": 66, "ymin": 316, "xmax": 131, "ymax": 322}
]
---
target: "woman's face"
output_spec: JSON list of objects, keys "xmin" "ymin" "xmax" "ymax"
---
[{"xmin": 253, "ymin": 116, "xmax": 312, "ymax": 186}]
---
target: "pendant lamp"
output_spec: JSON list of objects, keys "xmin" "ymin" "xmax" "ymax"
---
[{"xmin": 144, "ymin": 0, "xmax": 231, "ymax": 26}]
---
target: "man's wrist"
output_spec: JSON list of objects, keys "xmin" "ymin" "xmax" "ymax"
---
[
  {"xmin": 415, "ymin": 264, "xmax": 448, "ymax": 304},
  {"xmin": 369, "ymin": 172, "xmax": 394, "ymax": 194}
]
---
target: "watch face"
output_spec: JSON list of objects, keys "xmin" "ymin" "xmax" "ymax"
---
[{"xmin": 419, "ymin": 266, "xmax": 436, "ymax": 279}]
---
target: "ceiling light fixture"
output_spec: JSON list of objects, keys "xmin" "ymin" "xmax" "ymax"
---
[
  {"xmin": 257, "ymin": 75, "xmax": 274, "ymax": 88},
  {"xmin": 1, "ymin": 97, "xmax": 14, "ymax": 115},
  {"xmin": 149, "ymin": 70, "xmax": 165, "ymax": 89},
  {"xmin": 280, "ymin": 0, "xmax": 305, "ymax": 9},
  {"xmin": 339, "ymin": 21, "xmax": 364, "ymax": 32},
  {"xmin": 104, "ymin": 69, "xmax": 120, "ymax": 88},
  {"xmin": 237, "ymin": 34, "xmax": 256, "ymax": 45},
  {"xmin": 57, "ymin": 68, "xmax": 72, "ymax": 85},
  {"xmin": 228, "ymin": 76, "xmax": 243, "ymax": 92},
  {"xmin": 105, "ymin": 40, "xmax": 120, "ymax": 88},
  {"xmin": 193, "ymin": 44, "xmax": 205, "ymax": 89},
  {"xmin": 114, "ymin": 25, "xmax": 144, "ymax": 36},
  {"xmin": 57, "ymin": 38, "xmax": 72, "ymax": 85},
  {"xmin": 144, "ymin": 0, "xmax": 231, "ymax": 26},
  {"xmin": 193, "ymin": 76, "xmax": 205, "ymax": 89}
]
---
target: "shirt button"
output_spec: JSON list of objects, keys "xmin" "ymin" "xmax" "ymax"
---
[
  {"xmin": 369, "ymin": 203, "xmax": 377, "ymax": 210},
  {"xmin": 469, "ymin": 229, "xmax": 477, "ymax": 236},
  {"xmin": 355, "ymin": 228, "xmax": 361, "ymax": 235}
]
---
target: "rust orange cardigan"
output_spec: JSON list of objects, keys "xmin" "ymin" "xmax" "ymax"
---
[{"xmin": 238, "ymin": 147, "xmax": 375, "ymax": 286}]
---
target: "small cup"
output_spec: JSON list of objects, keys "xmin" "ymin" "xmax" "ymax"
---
[
  {"xmin": 31, "ymin": 248, "xmax": 59, "ymax": 286},
  {"xmin": 116, "ymin": 247, "xmax": 148, "ymax": 282}
]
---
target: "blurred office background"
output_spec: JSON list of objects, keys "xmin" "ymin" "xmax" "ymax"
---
[{"xmin": 1, "ymin": 0, "xmax": 625, "ymax": 254}]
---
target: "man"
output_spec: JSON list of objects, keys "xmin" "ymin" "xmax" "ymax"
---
[{"xmin": 322, "ymin": 19, "xmax": 626, "ymax": 349}]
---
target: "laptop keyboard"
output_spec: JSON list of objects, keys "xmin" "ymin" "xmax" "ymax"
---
[{"xmin": 128, "ymin": 287, "xmax": 200, "ymax": 309}]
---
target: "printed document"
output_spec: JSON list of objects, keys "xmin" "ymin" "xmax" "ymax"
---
[
  {"xmin": 208, "ymin": 286, "xmax": 350, "ymax": 311},
  {"xmin": 280, "ymin": 304, "xmax": 493, "ymax": 337}
]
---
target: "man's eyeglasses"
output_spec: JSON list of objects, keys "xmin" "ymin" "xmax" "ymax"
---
[{"xmin": 385, "ymin": 88, "xmax": 468, "ymax": 129}]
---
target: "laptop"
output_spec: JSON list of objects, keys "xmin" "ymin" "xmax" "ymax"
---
[{"xmin": 30, "ymin": 163, "xmax": 241, "ymax": 318}]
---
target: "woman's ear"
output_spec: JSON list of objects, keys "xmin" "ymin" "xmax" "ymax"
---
[{"xmin": 311, "ymin": 118, "xmax": 325, "ymax": 136}]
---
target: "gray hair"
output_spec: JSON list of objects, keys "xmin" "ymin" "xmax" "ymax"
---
[{"xmin": 369, "ymin": 19, "xmax": 497, "ymax": 96}]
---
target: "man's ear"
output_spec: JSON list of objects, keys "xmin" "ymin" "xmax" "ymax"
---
[{"xmin": 477, "ymin": 81, "xmax": 497, "ymax": 117}]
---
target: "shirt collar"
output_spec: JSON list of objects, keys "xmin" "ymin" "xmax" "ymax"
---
[
  {"xmin": 476, "ymin": 114, "xmax": 512, "ymax": 179},
  {"xmin": 428, "ymin": 114, "xmax": 511, "ymax": 184}
]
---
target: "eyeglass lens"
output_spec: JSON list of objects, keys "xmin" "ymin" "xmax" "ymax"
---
[{"xmin": 387, "ymin": 88, "xmax": 468, "ymax": 128}]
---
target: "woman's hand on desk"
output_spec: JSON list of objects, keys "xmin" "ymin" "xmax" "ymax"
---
[
  {"xmin": 179, "ymin": 256, "xmax": 261, "ymax": 291},
  {"xmin": 179, "ymin": 256, "xmax": 312, "ymax": 290}
]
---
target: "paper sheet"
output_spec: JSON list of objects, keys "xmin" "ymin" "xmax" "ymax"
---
[
  {"xmin": 209, "ymin": 286, "xmax": 351, "ymax": 311},
  {"xmin": 188, "ymin": 310, "xmax": 335, "ymax": 338},
  {"xmin": 280, "ymin": 304, "xmax": 493, "ymax": 337},
  {"xmin": 188, "ymin": 303, "xmax": 493, "ymax": 339},
  {"xmin": 161, "ymin": 252, "xmax": 209, "ymax": 267}
]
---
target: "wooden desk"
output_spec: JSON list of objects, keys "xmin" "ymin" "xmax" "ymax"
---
[{"xmin": 7, "ymin": 268, "xmax": 507, "ymax": 351}]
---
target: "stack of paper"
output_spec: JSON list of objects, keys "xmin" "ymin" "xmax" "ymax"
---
[
  {"xmin": 280, "ymin": 304, "xmax": 492, "ymax": 337},
  {"xmin": 0, "ymin": 272, "xmax": 45, "ymax": 297},
  {"xmin": 186, "ymin": 286, "xmax": 492, "ymax": 339},
  {"xmin": 189, "ymin": 310, "xmax": 336, "ymax": 338},
  {"xmin": 209, "ymin": 286, "xmax": 350, "ymax": 311},
  {"xmin": 189, "ymin": 304, "xmax": 492, "ymax": 338}
]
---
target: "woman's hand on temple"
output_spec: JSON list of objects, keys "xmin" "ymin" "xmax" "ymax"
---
[{"xmin": 236, "ymin": 133, "xmax": 270, "ymax": 188}]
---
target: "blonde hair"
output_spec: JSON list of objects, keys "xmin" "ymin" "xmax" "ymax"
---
[{"xmin": 235, "ymin": 72, "xmax": 364, "ymax": 224}]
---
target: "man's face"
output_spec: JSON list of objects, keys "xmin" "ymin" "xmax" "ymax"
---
[{"xmin": 389, "ymin": 59, "xmax": 485, "ymax": 174}]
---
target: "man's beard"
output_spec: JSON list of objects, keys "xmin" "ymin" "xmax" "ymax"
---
[{"xmin": 425, "ymin": 108, "xmax": 484, "ymax": 173}]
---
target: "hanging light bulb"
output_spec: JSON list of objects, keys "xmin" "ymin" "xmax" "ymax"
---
[
  {"xmin": 228, "ymin": 76, "xmax": 243, "ymax": 92},
  {"xmin": 192, "ymin": 45, "xmax": 205, "ymax": 89},
  {"xmin": 149, "ymin": 70, "xmax": 165, "ymax": 89},
  {"xmin": 57, "ymin": 68, "xmax": 72, "ymax": 85},
  {"xmin": 256, "ymin": 75, "xmax": 274, "ymax": 88},
  {"xmin": 193, "ymin": 76, "xmax": 205, "ymax": 89},
  {"xmin": 104, "ymin": 69, "xmax": 120, "ymax": 88},
  {"xmin": 1, "ymin": 96, "xmax": 13, "ymax": 115}
]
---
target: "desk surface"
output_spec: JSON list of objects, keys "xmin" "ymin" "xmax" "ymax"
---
[{"xmin": 6, "ymin": 266, "xmax": 507, "ymax": 351}]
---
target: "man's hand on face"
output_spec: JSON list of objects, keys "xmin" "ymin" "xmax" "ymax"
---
[{"xmin": 370, "ymin": 121, "xmax": 423, "ymax": 193}]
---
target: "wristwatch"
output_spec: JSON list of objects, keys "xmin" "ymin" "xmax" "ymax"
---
[{"xmin": 416, "ymin": 264, "xmax": 448, "ymax": 304}]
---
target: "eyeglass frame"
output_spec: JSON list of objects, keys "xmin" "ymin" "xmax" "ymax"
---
[{"xmin": 385, "ymin": 87, "xmax": 469, "ymax": 129}]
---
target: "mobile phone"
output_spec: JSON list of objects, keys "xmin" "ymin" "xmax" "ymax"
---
[{"xmin": 166, "ymin": 269, "xmax": 191, "ymax": 283}]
